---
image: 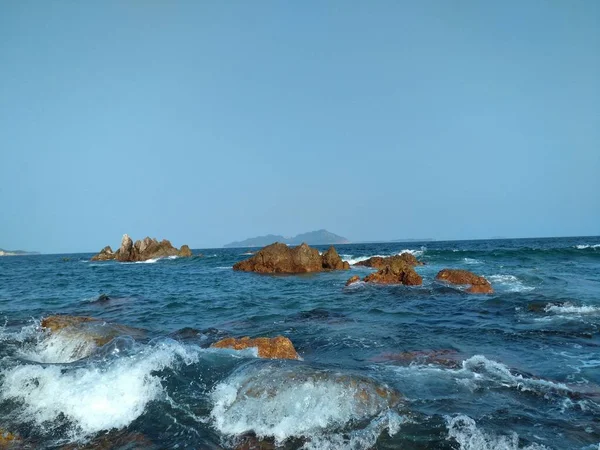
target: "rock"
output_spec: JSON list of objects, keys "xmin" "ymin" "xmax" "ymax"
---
[
  {"xmin": 345, "ymin": 275, "xmax": 361, "ymax": 286},
  {"xmin": 60, "ymin": 430, "xmax": 154, "ymax": 450},
  {"xmin": 40, "ymin": 315, "xmax": 146, "ymax": 348},
  {"xmin": 363, "ymin": 262, "xmax": 422, "ymax": 285},
  {"xmin": 233, "ymin": 242, "xmax": 349, "ymax": 274},
  {"xmin": 92, "ymin": 234, "xmax": 193, "ymax": 262},
  {"xmin": 354, "ymin": 253, "xmax": 423, "ymax": 268},
  {"xmin": 115, "ymin": 234, "xmax": 135, "ymax": 262},
  {"xmin": 178, "ymin": 244, "xmax": 192, "ymax": 257},
  {"xmin": 373, "ymin": 349, "xmax": 462, "ymax": 369},
  {"xmin": 211, "ymin": 336, "xmax": 300, "ymax": 360},
  {"xmin": 0, "ymin": 429, "xmax": 19, "ymax": 448},
  {"xmin": 435, "ymin": 269, "xmax": 493, "ymax": 294},
  {"xmin": 90, "ymin": 245, "xmax": 115, "ymax": 261},
  {"xmin": 321, "ymin": 246, "xmax": 350, "ymax": 270}
]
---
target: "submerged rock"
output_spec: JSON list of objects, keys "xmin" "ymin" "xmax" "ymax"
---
[
  {"xmin": 91, "ymin": 234, "xmax": 193, "ymax": 262},
  {"xmin": 39, "ymin": 315, "xmax": 147, "ymax": 362},
  {"xmin": 210, "ymin": 362, "xmax": 402, "ymax": 443},
  {"xmin": 345, "ymin": 275, "xmax": 361, "ymax": 286},
  {"xmin": 354, "ymin": 253, "xmax": 423, "ymax": 268},
  {"xmin": 211, "ymin": 336, "xmax": 300, "ymax": 360},
  {"xmin": 233, "ymin": 242, "xmax": 349, "ymax": 274},
  {"xmin": 435, "ymin": 269, "xmax": 493, "ymax": 294},
  {"xmin": 0, "ymin": 429, "xmax": 20, "ymax": 448},
  {"xmin": 373, "ymin": 349, "xmax": 463, "ymax": 369},
  {"xmin": 363, "ymin": 262, "xmax": 422, "ymax": 285}
]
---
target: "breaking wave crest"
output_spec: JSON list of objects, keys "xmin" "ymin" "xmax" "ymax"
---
[
  {"xmin": 210, "ymin": 361, "xmax": 402, "ymax": 446},
  {"xmin": 446, "ymin": 415, "xmax": 549, "ymax": 449},
  {"xmin": 0, "ymin": 340, "xmax": 200, "ymax": 440}
]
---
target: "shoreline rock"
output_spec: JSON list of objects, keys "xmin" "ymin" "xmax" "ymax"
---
[
  {"xmin": 233, "ymin": 242, "xmax": 349, "ymax": 274},
  {"xmin": 211, "ymin": 336, "xmax": 300, "ymax": 360},
  {"xmin": 354, "ymin": 253, "xmax": 423, "ymax": 268},
  {"xmin": 347, "ymin": 258, "xmax": 422, "ymax": 286},
  {"xmin": 91, "ymin": 234, "xmax": 193, "ymax": 262},
  {"xmin": 435, "ymin": 269, "xmax": 494, "ymax": 294}
]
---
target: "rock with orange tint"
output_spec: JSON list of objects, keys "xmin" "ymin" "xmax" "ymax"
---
[
  {"xmin": 345, "ymin": 275, "xmax": 361, "ymax": 286},
  {"xmin": 435, "ymin": 269, "xmax": 493, "ymax": 294},
  {"xmin": 0, "ymin": 429, "xmax": 19, "ymax": 449},
  {"xmin": 40, "ymin": 315, "xmax": 97, "ymax": 333},
  {"xmin": 233, "ymin": 242, "xmax": 349, "ymax": 274},
  {"xmin": 211, "ymin": 336, "xmax": 300, "ymax": 360},
  {"xmin": 355, "ymin": 253, "xmax": 423, "ymax": 268},
  {"xmin": 321, "ymin": 246, "xmax": 350, "ymax": 270},
  {"xmin": 363, "ymin": 263, "xmax": 422, "ymax": 285}
]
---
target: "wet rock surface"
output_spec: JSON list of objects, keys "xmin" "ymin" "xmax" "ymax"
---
[
  {"xmin": 233, "ymin": 243, "xmax": 349, "ymax": 274},
  {"xmin": 435, "ymin": 269, "xmax": 494, "ymax": 294},
  {"xmin": 211, "ymin": 336, "xmax": 300, "ymax": 360}
]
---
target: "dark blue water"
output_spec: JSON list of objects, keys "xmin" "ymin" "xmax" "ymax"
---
[{"xmin": 1, "ymin": 237, "xmax": 599, "ymax": 449}]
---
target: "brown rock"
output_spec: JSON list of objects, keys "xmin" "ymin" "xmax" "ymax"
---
[
  {"xmin": 321, "ymin": 245, "xmax": 350, "ymax": 270},
  {"xmin": 233, "ymin": 242, "xmax": 348, "ymax": 274},
  {"xmin": 345, "ymin": 275, "xmax": 361, "ymax": 286},
  {"xmin": 40, "ymin": 315, "xmax": 146, "ymax": 348},
  {"xmin": 90, "ymin": 246, "xmax": 115, "ymax": 261},
  {"xmin": 0, "ymin": 429, "xmax": 19, "ymax": 449},
  {"xmin": 178, "ymin": 244, "xmax": 192, "ymax": 257},
  {"xmin": 92, "ymin": 234, "xmax": 193, "ymax": 262},
  {"xmin": 211, "ymin": 336, "xmax": 300, "ymax": 360},
  {"xmin": 435, "ymin": 269, "xmax": 493, "ymax": 294},
  {"xmin": 363, "ymin": 262, "xmax": 422, "ymax": 285},
  {"xmin": 373, "ymin": 349, "xmax": 462, "ymax": 369},
  {"xmin": 354, "ymin": 252, "xmax": 423, "ymax": 268}
]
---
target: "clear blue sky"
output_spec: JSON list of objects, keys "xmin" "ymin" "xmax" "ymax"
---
[{"xmin": 1, "ymin": 1, "xmax": 598, "ymax": 253}]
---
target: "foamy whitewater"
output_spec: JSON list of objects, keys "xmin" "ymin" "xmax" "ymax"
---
[{"xmin": 0, "ymin": 236, "xmax": 599, "ymax": 449}]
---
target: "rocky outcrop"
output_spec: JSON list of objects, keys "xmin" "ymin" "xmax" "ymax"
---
[
  {"xmin": 233, "ymin": 242, "xmax": 349, "ymax": 274},
  {"xmin": 354, "ymin": 253, "xmax": 423, "ymax": 268},
  {"xmin": 345, "ymin": 275, "xmax": 361, "ymax": 286},
  {"xmin": 321, "ymin": 246, "xmax": 350, "ymax": 270},
  {"xmin": 435, "ymin": 269, "xmax": 493, "ymax": 294},
  {"xmin": 40, "ymin": 315, "xmax": 146, "ymax": 349},
  {"xmin": 0, "ymin": 429, "xmax": 19, "ymax": 448},
  {"xmin": 211, "ymin": 336, "xmax": 300, "ymax": 360},
  {"xmin": 363, "ymin": 262, "xmax": 422, "ymax": 285},
  {"xmin": 90, "ymin": 246, "xmax": 115, "ymax": 261},
  {"xmin": 91, "ymin": 234, "xmax": 193, "ymax": 262}
]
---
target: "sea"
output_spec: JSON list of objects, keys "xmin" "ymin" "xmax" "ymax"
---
[{"xmin": 0, "ymin": 236, "xmax": 599, "ymax": 450}]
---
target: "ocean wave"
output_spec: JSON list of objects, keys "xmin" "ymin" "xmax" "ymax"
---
[
  {"xmin": 487, "ymin": 275, "xmax": 535, "ymax": 292},
  {"xmin": 544, "ymin": 303, "xmax": 600, "ymax": 315},
  {"xmin": 0, "ymin": 340, "xmax": 199, "ymax": 439},
  {"xmin": 446, "ymin": 415, "xmax": 549, "ymax": 449},
  {"xmin": 210, "ymin": 362, "xmax": 401, "ymax": 445},
  {"xmin": 575, "ymin": 244, "xmax": 600, "ymax": 250},
  {"xmin": 384, "ymin": 355, "xmax": 571, "ymax": 399},
  {"xmin": 341, "ymin": 249, "xmax": 424, "ymax": 266},
  {"xmin": 463, "ymin": 257, "xmax": 482, "ymax": 265}
]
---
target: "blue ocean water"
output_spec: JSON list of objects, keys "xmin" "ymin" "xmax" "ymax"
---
[{"xmin": 0, "ymin": 236, "xmax": 599, "ymax": 449}]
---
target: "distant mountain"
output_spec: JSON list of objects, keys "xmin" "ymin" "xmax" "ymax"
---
[
  {"xmin": 0, "ymin": 248, "xmax": 39, "ymax": 256},
  {"xmin": 224, "ymin": 229, "xmax": 349, "ymax": 248}
]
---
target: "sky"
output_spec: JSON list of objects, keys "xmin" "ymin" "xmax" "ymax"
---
[{"xmin": 1, "ymin": 1, "xmax": 599, "ymax": 253}]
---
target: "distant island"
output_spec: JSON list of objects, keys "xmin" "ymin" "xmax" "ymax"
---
[
  {"xmin": 224, "ymin": 229, "xmax": 350, "ymax": 248},
  {"xmin": 0, "ymin": 248, "xmax": 39, "ymax": 256}
]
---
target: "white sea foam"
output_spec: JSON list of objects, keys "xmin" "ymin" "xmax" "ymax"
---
[
  {"xmin": 446, "ymin": 415, "xmax": 548, "ymax": 450},
  {"xmin": 210, "ymin": 363, "xmax": 400, "ymax": 444},
  {"xmin": 398, "ymin": 248, "xmax": 425, "ymax": 257},
  {"xmin": 1, "ymin": 340, "xmax": 199, "ymax": 438},
  {"xmin": 488, "ymin": 274, "xmax": 534, "ymax": 292},
  {"xmin": 575, "ymin": 244, "xmax": 600, "ymax": 250},
  {"xmin": 385, "ymin": 355, "xmax": 570, "ymax": 398},
  {"xmin": 167, "ymin": 255, "xmax": 178, "ymax": 260},
  {"xmin": 136, "ymin": 258, "xmax": 159, "ymax": 264},
  {"xmin": 19, "ymin": 329, "xmax": 98, "ymax": 363},
  {"xmin": 463, "ymin": 257, "xmax": 482, "ymax": 265},
  {"xmin": 543, "ymin": 303, "xmax": 600, "ymax": 315}
]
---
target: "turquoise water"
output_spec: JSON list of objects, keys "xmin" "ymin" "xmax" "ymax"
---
[{"xmin": 0, "ymin": 237, "xmax": 599, "ymax": 449}]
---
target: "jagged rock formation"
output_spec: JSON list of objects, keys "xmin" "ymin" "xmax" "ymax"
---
[{"xmin": 91, "ymin": 234, "xmax": 192, "ymax": 262}]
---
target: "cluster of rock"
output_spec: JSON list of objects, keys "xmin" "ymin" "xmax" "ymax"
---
[
  {"xmin": 233, "ymin": 242, "xmax": 349, "ymax": 273},
  {"xmin": 347, "ymin": 253, "xmax": 424, "ymax": 286},
  {"xmin": 91, "ymin": 234, "xmax": 192, "ymax": 262},
  {"xmin": 435, "ymin": 269, "xmax": 494, "ymax": 294}
]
